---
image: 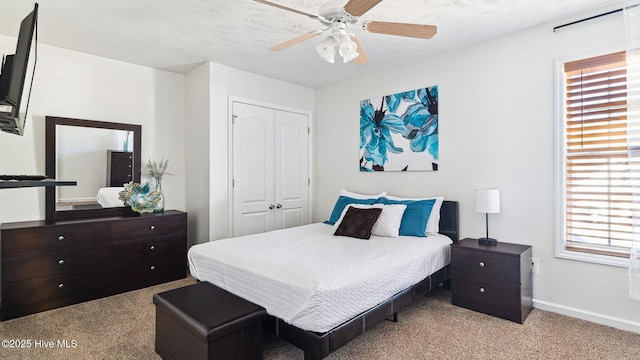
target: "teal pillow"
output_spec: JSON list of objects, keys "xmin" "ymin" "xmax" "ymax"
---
[
  {"xmin": 325, "ymin": 196, "xmax": 379, "ymax": 225},
  {"xmin": 379, "ymin": 198, "xmax": 436, "ymax": 237}
]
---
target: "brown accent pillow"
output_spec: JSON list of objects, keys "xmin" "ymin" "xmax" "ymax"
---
[{"xmin": 333, "ymin": 207, "xmax": 383, "ymax": 239}]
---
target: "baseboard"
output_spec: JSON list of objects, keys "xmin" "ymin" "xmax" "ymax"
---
[{"xmin": 533, "ymin": 298, "xmax": 640, "ymax": 334}]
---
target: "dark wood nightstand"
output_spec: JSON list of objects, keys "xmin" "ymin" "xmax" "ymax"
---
[{"xmin": 451, "ymin": 238, "xmax": 532, "ymax": 323}]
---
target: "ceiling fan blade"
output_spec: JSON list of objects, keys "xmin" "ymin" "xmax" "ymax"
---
[
  {"xmin": 365, "ymin": 21, "xmax": 437, "ymax": 39},
  {"xmin": 254, "ymin": 0, "xmax": 319, "ymax": 19},
  {"xmin": 270, "ymin": 31, "xmax": 319, "ymax": 51},
  {"xmin": 344, "ymin": 0, "xmax": 383, "ymax": 17},
  {"xmin": 351, "ymin": 36, "xmax": 369, "ymax": 65}
]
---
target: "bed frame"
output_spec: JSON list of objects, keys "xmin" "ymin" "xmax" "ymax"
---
[{"xmin": 263, "ymin": 200, "xmax": 459, "ymax": 360}]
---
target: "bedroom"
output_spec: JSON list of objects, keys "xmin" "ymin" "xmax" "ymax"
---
[{"xmin": 0, "ymin": 0, "xmax": 639, "ymax": 358}]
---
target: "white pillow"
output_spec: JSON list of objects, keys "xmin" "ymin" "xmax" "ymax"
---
[
  {"xmin": 385, "ymin": 195, "xmax": 444, "ymax": 234},
  {"xmin": 334, "ymin": 203, "xmax": 407, "ymax": 238},
  {"xmin": 372, "ymin": 204, "xmax": 408, "ymax": 237},
  {"xmin": 339, "ymin": 189, "xmax": 387, "ymax": 199}
]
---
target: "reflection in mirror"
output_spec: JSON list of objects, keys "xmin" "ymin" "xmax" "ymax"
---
[
  {"xmin": 46, "ymin": 116, "xmax": 141, "ymax": 221},
  {"xmin": 55, "ymin": 126, "xmax": 133, "ymax": 211}
]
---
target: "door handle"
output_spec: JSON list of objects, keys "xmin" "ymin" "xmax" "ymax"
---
[
  {"xmin": 269, "ymin": 204, "xmax": 275, "ymax": 210},
  {"xmin": 276, "ymin": 203, "xmax": 282, "ymax": 209}
]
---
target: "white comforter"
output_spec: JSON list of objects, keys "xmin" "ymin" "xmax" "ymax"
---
[
  {"xmin": 96, "ymin": 187, "xmax": 125, "ymax": 207},
  {"xmin": 188, "ymin": 223, "xmax": 451, "ymax": 333}
]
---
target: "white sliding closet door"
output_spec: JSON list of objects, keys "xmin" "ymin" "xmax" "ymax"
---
[{"xmin": 232, "ymin": 101, "xmax": 310, "ymax": 236}]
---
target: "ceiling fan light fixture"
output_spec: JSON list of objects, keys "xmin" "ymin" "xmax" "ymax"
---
[
  {"xmin": 342, "ymin": 49, "xmax": 360, "ymax": 63},
  {"xmin": 256, "ymin": 0, "xmax": 438, "ymax": 66},
  {"xmin": 316, "ymin": 36, "xmax": 337, "ymax": 63},
  {"xmin": 338, "ymin": 33, "xmax": 358, "ymax": 63}
]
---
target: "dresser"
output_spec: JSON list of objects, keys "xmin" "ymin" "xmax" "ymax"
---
[
  {"xmin": 451, "ymin": 238, "xmax": 532, "ymax": 323},
  {"xmin": 107, "ymin": 150, "xmax": 133, "ymax": 187},
  {"xmin": 0, "ymin": 210, "xmax": 187, "ymax": 321}
]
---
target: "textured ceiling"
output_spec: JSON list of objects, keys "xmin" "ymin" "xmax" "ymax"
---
[{"xmin": 0, "ymin": 0, "xmax": 629, "ymax": 88}]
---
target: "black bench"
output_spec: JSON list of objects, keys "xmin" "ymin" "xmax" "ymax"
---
[{"xmin": 153, "ymin": 281, "xmax": 267, "ymax": 360}]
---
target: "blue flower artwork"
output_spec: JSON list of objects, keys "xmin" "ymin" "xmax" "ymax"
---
[{"xmin": 360, "ymin": 86, "xmax": 438, "ymax": 172}]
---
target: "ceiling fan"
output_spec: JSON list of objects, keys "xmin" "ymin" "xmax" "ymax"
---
[{"xmin": 254, "ymin": 0, "xmax": 437, "ymax": 64}]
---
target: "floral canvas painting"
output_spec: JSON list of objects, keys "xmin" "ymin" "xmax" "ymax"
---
[{"xmin": 360, "ymin": 86, "xmax": 438, "ymax": 172}]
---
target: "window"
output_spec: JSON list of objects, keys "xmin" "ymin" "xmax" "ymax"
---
[{"xmin": 558, "ymin": 51, "xmax": 640, "ymax": 265}]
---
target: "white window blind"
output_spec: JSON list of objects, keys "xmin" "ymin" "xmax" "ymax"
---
[{"xmin": 563, "ymin": 51, "xmax": 640, "ymax": 258}]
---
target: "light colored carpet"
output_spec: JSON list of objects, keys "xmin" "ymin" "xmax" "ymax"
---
[{"xmin": 0, "ymin": 277, "xmax": 638, "ymax": 359}]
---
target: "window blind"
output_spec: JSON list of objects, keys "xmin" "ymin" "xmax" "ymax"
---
[{"xmin": 563, "ymin": 51, "xmax": 640, "ymax": 258}]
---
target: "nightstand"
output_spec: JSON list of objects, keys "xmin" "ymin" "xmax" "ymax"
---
[{"xmin": 450, "ymin": 238, "xmax": 532, "ymax": 323}]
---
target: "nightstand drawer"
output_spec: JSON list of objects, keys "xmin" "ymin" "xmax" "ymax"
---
[
  {"xmin": 451, "ymin": 272, "xmax": 521, "ymax": 310},
  {"xmin": 451, "ymin": 247, "xmax": 521, "ymax": 283}
]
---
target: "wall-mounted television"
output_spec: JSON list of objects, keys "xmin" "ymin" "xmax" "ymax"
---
[{"xmin": 0, "ymin": 3, "xmax": 39, "ymax": 136}]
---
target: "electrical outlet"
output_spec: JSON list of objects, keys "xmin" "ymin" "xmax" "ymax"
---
[{"xmin": 531, "ymin": 258, "xmax": 540, "ymax": 274}]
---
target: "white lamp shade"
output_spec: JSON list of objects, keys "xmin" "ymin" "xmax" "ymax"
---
[
  {"xmin": 475, "ymin": 188, "xmax": 500, "ymax": 214},
  {"xmin": 338, "ymin": 34, "xmax": 358, "ymax": 63},
  {"xmin": 316, "ymin": 36, "xmax": 337, "ymax": 63},
  {"xmin": 342, "ymin": 50, "xmax": 359, "ymax": 63}
]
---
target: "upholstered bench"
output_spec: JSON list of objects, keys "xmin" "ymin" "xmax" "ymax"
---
[{"xmin": 153, "ymin": 281, "xmax": 267, "ymax": 360}]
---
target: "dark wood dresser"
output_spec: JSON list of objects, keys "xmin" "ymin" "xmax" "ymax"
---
[
  {"xmin": 0, "ymin": 210, "xmax": 187, "ymax": 321},
  {"xmin": 451, "ymin": 238, "xmax": 532, "ymax": 323},
  {"xmin": 107, "ymin": 150, "xmax": 133, "ymax": 187}
]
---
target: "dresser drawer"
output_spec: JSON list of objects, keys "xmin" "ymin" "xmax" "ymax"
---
[
  {"xmin": 451, "ymin": 272, "xmax": 521, "ymax": 311},
  {"xmin": 2, "ymin": 267, "xmax": 111, "ymax": 306},
  {"xmin": 451, "ymin": 247, "xmax": 521, "ymax": 283},
  {"xmin": 1, "ymin": 223, "xmax": 110, "ymax": 256},
  {"xmin": 110, "ymin": 256, "xmax": 186, "ymax": 285},
  {"xmin": 110, "ymin": 234, "xmax": 186, "ymax": 264},
  {"xmin": 110, "ymin": 214, "xmax": 187, "ymax": 240},
  {"xmin": 2, "ymin": 246, "xmax": 108, "ymax": 283}
]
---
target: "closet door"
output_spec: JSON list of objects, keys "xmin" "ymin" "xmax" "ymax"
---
[
  {"xmin": 232, "ymin": 101, "xmax": 310, "ymax": 237},
  {"xmin": 274, "ymin": 110, "xmax": 309, "ymax": 229},
  {"xmin": 232, "ymin": 102, "xmax": 276, "ymax": 236}
]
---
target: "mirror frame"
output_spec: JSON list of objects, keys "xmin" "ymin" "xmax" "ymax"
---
[{"xmin": 45, "ymin": 116, "xmax": 142, "ymax": 221}]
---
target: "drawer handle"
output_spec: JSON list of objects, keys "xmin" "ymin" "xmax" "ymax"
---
[
  {"xmin": 58, "ymin": 235, "xmax": 65, "ymax": 241},
  {"xmin": 479, "ymin": 261, "xmax": 485, "ymax": 267},
  {"xmin": 150, "ymin": 266, "xmax": 156, "ymax": 271},
  {"xmin": 480, "ymin": 287, "xmax": 485, "ymax": 293},
  {"xmin": 58, "ymin": 283, "xmax": 64, "ymax": 289},
  {"xmin": 58, "ymin": 259, "xmax": 65, "ymax": 265},
  {"xmin": 150, "ymin": 225, "xmax": 155, "ymax": 230},
  {"xmin": 150, "ymin": 245, "xmax": 155, "ymax": 250}
]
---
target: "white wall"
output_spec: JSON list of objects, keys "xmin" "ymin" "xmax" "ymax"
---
[
  {"xmin": 185, "ymin": 63, "xmax": 211, "ymax": 248},
  {"xmin": 0, "ymin": 35, "xmax": 186, "ymax": 223},
  {"xmin": 185, "ymin": 62, "xmax": 314, "ymax": 245},
  {"xmin": 150, "ymin": 67, "xmax": 187, "ymax": 213},
  {"xmin": 314, "ymin": 6, "xmax": 640, "ymax": 332}
]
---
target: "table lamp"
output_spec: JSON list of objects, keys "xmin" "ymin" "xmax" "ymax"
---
[{"xmin": 475, "ymin": 188, "xmax": 500, "ymax": 245}]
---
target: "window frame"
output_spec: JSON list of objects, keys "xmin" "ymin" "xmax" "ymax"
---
[{"xmin": 555, "ymin": 48, "xmax": 632, "ymax": 269}]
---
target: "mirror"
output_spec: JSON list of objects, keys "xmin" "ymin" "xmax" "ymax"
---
[{"xmin": 46, "ymin": 116, "xmax": 141, "ymax": 221}]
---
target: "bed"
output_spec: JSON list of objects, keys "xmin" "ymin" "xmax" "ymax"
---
[
  {"xmin": 97, "ymin": 186, "xmax": 125, "ymax": 207},
  {"xmin": 188, "ymin": 198, "xmax": 458, "ymax": 359}
]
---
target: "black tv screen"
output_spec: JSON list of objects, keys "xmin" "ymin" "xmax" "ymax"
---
[{"xmin": 0, "ymin": 3, "xmax": 38, "ymax": 136}]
